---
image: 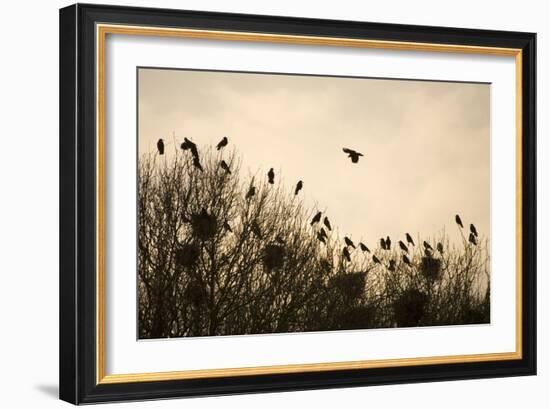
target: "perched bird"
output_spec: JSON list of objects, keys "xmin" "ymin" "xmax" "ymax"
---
[
  {"xmin": 399, "ymin": 240, "xmax": 408, "ymax": 253},
  {"xmin": 406, "ymin": 233, "xmax": 415, "ymax": 246},
  {"xmin": 216, "ymin": 136, "xmax": 228, "ymax": 150},
  {"xmin": 157, "ymin": 138, "xmax": 164, "ymax": 155},
  {"xmin": 424, "ymin": 248, "xmax": 433, "ymax": 258},
  {"xmin": 403, "ymin": 254, "xmax": 411, "ymax": 266},
  {"xmin": 295, "ymin": 180, "xmax": 303, "ymax": 195},
  {"xmin": 245, "ymin": 185, "xmax": 256, "ymax": 200},
  {"xmin": 372, "ymin": 255, "xmax": 381, "ymax": 264},
  {"xmin": 251, "ymin": 221, "xmax": 262, "ymax": 239},
  {"xmin": 455, "ymin": 214, "xmax": 464, "ymax": 228},
  {"xmin": 317, "ymin": 232, "xmax": 327, "ymax": 245},
  {"xmin": 342, "ymin": 247, "xmax": 351, "ymax": 262},
  {"xmin": 193, "ymin": 156, "xmax": 203, "ymax": 171},
  {"xmin": 223, "ymin": 221, "xmax": 233, "ymax": 233},
  {"xmin": 220, "ymin": 160, "xmax": 231, "ymax": 174},
  {"xmin": 323, "ymin": 216, "xmax": 332, "ymax": 231},
  {"xmin": 385, "ymin": 236, "xmax": 391, "ymax": 250},
  {"xmin": 311, "ymin": 211, "xmax": 322, "ymax": 225},
  {"xmin": 388, "ymin": 259, "xmax": 396, "ymax": 272},
  {"xmin": 359, "ymin": 242, "xmax": 370, "ymax": 253},
  {"xmin": 342, "ymin": 147, "xmax": 364, "ymax": 163},
  {"xmin": 437, "ymin": 242, "xmax": 444, "ymax": 254},
  {"xmin": 469, "ymin": 233, "xmax": 477, "ymax": 246},
  {"xmin": 423, "ymin": 241, "xmax": 433, "ymax": 251},
  {"xmin": 181, "ymin": 137, "xmax": 198, "ymax": 158},
  {"xmin": 380, "ymin": 238, "xmax": 387, "ymax": 250},
  {"xmin": 267, "ymin": 168, "xmax": 275, "ymax": 184},
  {"xmin": 470, "ymin": 223, "xmax": 478, "ymax": 237},
  {"xmin": 344, "ymin": 236, "xmax": 356, "ymax": 249},
  {"xmin": 319, "ymin": 227, "xmax": 328, "ymax": 239}
]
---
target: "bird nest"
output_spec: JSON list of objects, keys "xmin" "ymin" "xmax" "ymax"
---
[
  {"xmin": 185, "ymin": 280, "xmax": 208, "ymax": 305},
  {"xmin": 393, "ymin": 288, "xmax": 428, "ymax": 327},
  {"xmin": 263, "ymin": 244, "xmax": 285, "ymax": 271},
  {"xmin": 190, "ymin": 211, "xmax": 217, "ymax": 240},
  {"xmin": 329, "ymin": 272, "xmax": 366, "ymax": 300},
  {"xmin": 175, "ymin": 243, "xmax": 200, "ymax": 269},
  {"xmin": 420, "ymin": 256, "xmax": 442, "ymax": 281}
]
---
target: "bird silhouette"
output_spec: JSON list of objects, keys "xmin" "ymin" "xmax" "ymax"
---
[
  {"xmin": 311, "ymin": 211, "xmax": 322, "ymax": 225},
  {"xmin": 385, "ymin": 236, "xmax": 391, "ymax": 250},
  {"xmin": 455, "ymin": 214, "xmax": 464, "ymax": 228},
  {"xmin": 406, "ymin": 233, "xmax": 415, "ymax": 246},
  {"xmin": 470, "ymin": 223, "xmax": 478, "ymax": 237},
  {"xmin": 380, "ymin": 238, "xmax": 387, "ymax": 250},
  {"xmin": 344, "ymin": 237, "xmax": 356, "ymax": 248},
  {"xmin": 193, "ymin": 156, "xmax": 203, "ymax": 171},
  {"xmin": 469, "ymin": 233, "xmax": 477, "ymax": 246},
  {"xmin": 295, "ymin": 180, "xmax": 303, "ymax": 195},
  {"xmin": 403, "ymin": 254, "xmax": 411, "ymax": 266},
  {"xmin": 320, "ymin": 227, "xmax": 328, "ymax": 238},
  {"xmin": 359, "ymin": 242, "xmax": 370, "ymax": 253},
  {"xmin": 399, "ymin": 240, "xmax": 408, "ymax": 253},
  {"xmin": 267, "ymin": 168, "xmax": 275, "ymax": 184},
  {"xmin": 342, "ymin": 247, "xmax": 351, "ymax": 262},
  {"xmin": 342, "ymin": 147, "xmax": 364, "ymax": 163},
  {"xmin": 245, "ymin": 185, "xmax": 256, "ymax": 200},
  {"xmin": 388, "ymin": 259, "xmax": 396, "ymax": 272},
  {"xmin": 220, "ymin": 160, "xmax": 231, "ymax": 174},
  {"xmin": 216, "ymin": 136, "xmax": 228, "ymax": 150},
  {"xmin": 437, "ymin": 242, "xmax": 444, "ymax": 254},
  {"xmin": 372, "ymin": 255, "xmax": 381, "ymax": 264},
  {"xmin": 317, "ymin": 232, "xmax": 327, "ymax": 244},
  {"xmin": 423, "ymin": 241, "xmax": 433, "ymax": 251},
  {"xmin": 181, "ymin": 137, "xmax": 198, "ymax": 158},
  {"xmin": 157, "ymin": 138, "xmax": 164, "ymax": 155},
  {"xmin": 323, "ymin": 216, "xmax": 332, "ymax": 231},
  {"xmin": 251, "ymin": 221, "xmax": 262, "ymax": 239},
  {"xmin": 223, "ymin": 221, "xmax": 233, "ymax": 233}
]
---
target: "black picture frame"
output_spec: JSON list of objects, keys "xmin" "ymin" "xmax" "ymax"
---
[{"xmin": 60, "ymin": 3, "xmax": 536, "ymax": 404}]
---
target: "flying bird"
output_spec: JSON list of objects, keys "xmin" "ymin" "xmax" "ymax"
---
[
  {"xmin": 372, "ymin": 255, "xmax": 381, "ymax": 264},
  {"xmin": 342, "ymin": 147, "xmax": 364, "ymax": 163},
  {"xmin": 311, "ymin": 211, "xmax": 322, "ymax": 226},
  {"xmin": 323, "ymin": 216, "xmax": 332, "ymax": 231},
  {"xmin": 342, "ymin": 247, "xmax": 351, "ymax": 262},
  {"xmin": 193, "ymin": 156, "xmax": 203, "ymax": 171},
  {"xmin": 344, "ymin": 237, "xmax": 356, "ymax": 248},
  {"xmin": 157, "ymin": 138, "xmax": 164, "ymax": 155},
  {"xmin": 245, "ymin": 185, "xmax": 256, "ymax": 200},
  {"xmin": 469, "ymin": 233, "xmax": 477, "ymax": 246},
  {"xmin": 380, "ymin": 238, "xmax": 387, "ymax": 250},
  {"xmin": 399, "ymin": 240, "xmax": 408, "ymax": 253},
  {"xmin": 251, "ymin": 221, "xmax": 262, "ymax": 239},
  {"xmin": 470, "ymin": 223, "xmax": 478, "ymax": 237},
  {"xmin": 403, "ymin": 254, "xmax": 411, "ymax": 266},
  {"xmin": 437, "ymin": 242, "xmax": 444, "ymax": 254},
  {"xmin": 267, "ymin": 168, "xmax": 275, "ymax": 184},
  {"xmin": 216, "ymin": 136, "xmax": 228, "ymax": 150},
  {"xmin": 423, "ymin": 241, "xmax": 433, "ymax": 251},
  {"xmin": 223, "ymin": 221, "xmax": 233, "ymax": 233},
  {"xmin": 359, "ymin": 242, "xmax": 370, "ymax": 253},
  {"xmin": 455, "ymin": 214, "xmax": 464, "ymax": 228},
  {"xmin": 220, "ymin": 160, "xmax": 231, "ymax": 174},
  {"xmin": 385, "ymin": 236, "xmax": 391, "ymax": 250},
  {"xmin": 406, "ymin": 233, "xmax": 415, "ymax": 246},
  {"xmin": 295, "ymin": 180, "xmax": 303, "ymax": 195}
]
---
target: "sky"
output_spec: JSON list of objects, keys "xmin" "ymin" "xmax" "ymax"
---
[{"xmin": 138, "ymin": 68, "xmax": 490, "ymax": 247}]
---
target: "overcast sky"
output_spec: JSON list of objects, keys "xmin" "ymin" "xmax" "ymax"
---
[{"xmin": 138, "ymin": 68, "xmax": 490, "ymax": 247}]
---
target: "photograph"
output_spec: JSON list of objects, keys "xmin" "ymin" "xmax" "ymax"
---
[{"xmin": 137, "ymin": 68, "xmax": 491, "ymax": 339}]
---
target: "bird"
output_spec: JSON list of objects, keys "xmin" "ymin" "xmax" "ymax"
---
[
  {"xmin": 295, "ymin": 180, "xmax": 303, "ymax": 195},
  {"xmin": 192, "ymin": 156, "xmax": 203, "ymax": 171},
  {"xmin": 406, "ymin": 233, "xmax": 415, "ymax": 246},
  {"xmin": 424, "ymin": 248, "xmax": 433, "ymax": 258},
  {"xmin": 399, "ymin": 240, "xmax": 408, "ymax": 253},
  {"xmin": 216, "ymin": 136, "xmax": 228, "ymax": 150},
  {"xmin": 469, "ymin": 233, "xmax": 477, "ymax": 246},
  {"xmin": 317, "ymin": 232, "xmax": 326, "ymax": 244},
  {"xmin": 342, "ymin": 247, "xmax": 351, "ymax": 262},
  {"xmin": 319, "ymin": 227, "xmax": 328, "ymax": 238},
  {"xmin": 181, "ymin": 137, "xmax": 198, "ymax": 158},
  {"xmin": 372, "ymin": 255, "xmax": 381, "ymax": 264},
  {"xmin": 423, "ymin": 241, "xmax": 433, "ymax": 251},
  {"xmin": 385, "ymin": 236, "xmax": 391, "ymax": 250},
  {"xmin": 380, "ymin": 238, "xmax": 387, "ymax": 250},
  {"xmin": 388, "ymin": 259, "xmax": 396, "ymax": 272},
  {"xmin": 344, "ymin": 237, "xmax": 356, "ymax": 248},
  {"xmin": 245, "ymin": 185, "xmax": 256, "ymax": 200},
  {"xmin": 437, "ymin": 242, "xmax": 444, "ymax": 254},
  {"xmin": 267, "ymin": 168, "xmax": 275, "ymax": 184},
  {"xmin": 251, "ymin": 221, "xmax": 262, "ymax": 239},
  {"xmin": 220, "ymin": 160, "xmax": 231, "ymax": 174},
  {"xmin": 455, "ymin": 214, "xmax": 464, "ymax": 228},
  {"xmin": 342, "ymin": 147, "xmax": 364, "ymax": 163},
  {"xmin": 359, "ymin": 242, "xmax": 370, "ymax": 253},
  {"xmin": 157, "ymin": 138, "xmax": 164, "ymax": 155},
  {"xmin": 470, "ymin": 223, "xmax": 478, "ymax": 237},
  {"xmin": 311, "ymin": 211, "xmax": 322, "ymax": 225},
  {"xmin": 323, "ymin": 216, "xmax": 332, "ymax": 231},
  {"xmin": 223, "ymin": 221, "xmax": 233, "ymax": 233},
  {"xmin": 403, "ymin": 254, "xmax": 411, "ymax": 266}
]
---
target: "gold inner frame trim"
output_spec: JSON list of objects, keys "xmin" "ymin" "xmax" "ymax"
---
[{"xmin": 96, "ymin": 23, "xmax": 523, "ymax": 385}]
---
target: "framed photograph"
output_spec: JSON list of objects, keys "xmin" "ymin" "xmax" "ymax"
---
[{"xmin": 59, "ymin": 3, "xmax": 536, "ymax": 404}]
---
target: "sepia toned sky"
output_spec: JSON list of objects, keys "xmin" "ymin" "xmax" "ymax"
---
[{"xmin": 138, "ymin": 68, "xmax": 490, "ymax": 247}]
